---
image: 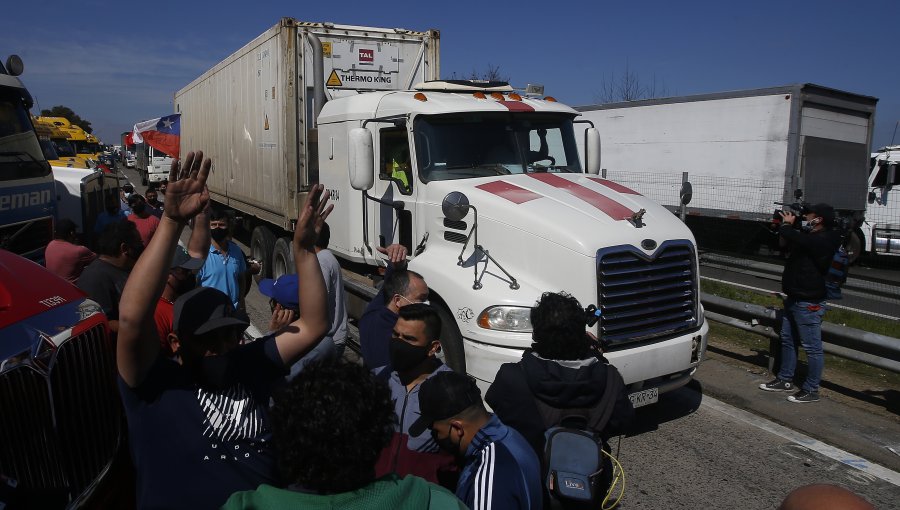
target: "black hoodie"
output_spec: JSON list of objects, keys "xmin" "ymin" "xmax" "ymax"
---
[{"xmin": 485, "ymin": 350, "xmax": 635, "ymax": 459}]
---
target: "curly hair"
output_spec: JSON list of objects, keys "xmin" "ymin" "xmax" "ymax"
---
[
  {"xmin": 270, "ymin": 360, "xmax": 397, "ymax": 493},
  {"xmin": 530, "ymin": 291, "xmax": 593, "ymax": 360}
]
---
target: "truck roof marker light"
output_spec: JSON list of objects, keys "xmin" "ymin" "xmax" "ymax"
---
[
  {"xmin": 473, "ymin": 92, "xmax": 486, "ymax": 99},
  {"xmin": 490, "ymin": 92, "xmax": 505, "ymax": 100},
  {"xmin": 544, "ymin": 96, "xmax": 557, "ymax": 102},
  {"xmin": 508, "ymin": 93, "xmax": 522, "ymax": 101},
  {"xmin": 414, "ymin": 92, "xmax": 428, "ymax": 102}
]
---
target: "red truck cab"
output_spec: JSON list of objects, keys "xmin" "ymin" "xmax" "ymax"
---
[{"xmin": 0, "ymin": 249, "xmax": 122, "ymax": 508}]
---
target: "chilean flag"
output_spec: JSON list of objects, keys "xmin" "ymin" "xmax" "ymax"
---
[{"xmin": 133, "ymin": 114, "xmax": 180, "ymax": 158}]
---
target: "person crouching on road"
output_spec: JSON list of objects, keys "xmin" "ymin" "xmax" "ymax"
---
[
  {"xmin": 115, "ymin": 151, "xmax": 334, "ymax": 509},
  {"xmin": 759, "ymin": 203, "xmax": 841, "ymax": 403}
]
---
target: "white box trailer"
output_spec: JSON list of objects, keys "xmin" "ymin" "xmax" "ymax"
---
[
  {"xmin": 575, "ymin": 85, "xmax": 878, "ymax": 257},
  {"xmin": 176, "ymin": 18, "xmax": 708, "ymax": 402},
  {"xmin": 176, "ymin": 18, "xmax": 439, "ymax": 234}
]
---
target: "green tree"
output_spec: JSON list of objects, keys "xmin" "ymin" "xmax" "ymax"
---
[{"xmin": 40, "ymin": 105, "xmax": 93, "ymax": 133}]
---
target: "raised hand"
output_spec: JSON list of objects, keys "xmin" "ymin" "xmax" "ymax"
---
[
  {"xmin": 376, "ymin": 244, "xmax": 408, "ymax": 264},
  {"xmin": 164, "ymin": 151, "xmax": 211, "ymax": 224},
  {"xmin": 293, "ymin": 184, "xmax": 333, "ymax": 251}
]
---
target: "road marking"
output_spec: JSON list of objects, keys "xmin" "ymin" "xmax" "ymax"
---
[{"xmin": 700, "ymin": 394, "xmax": 900, "ymax": 487}]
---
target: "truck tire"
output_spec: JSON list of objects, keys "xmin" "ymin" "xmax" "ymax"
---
[
  {"xmin": 251, "ymin": 225, "xmax": 276, "ymax": 283},
  {"xmin": 846, "ymin": 229, "xmax": 864, "ymax": 265},
  {"xmin": 272, "ymin": 237, "xmax": 295, "ymax": 280},
  {"xmin": 435, "ymin": 304, "xmax": 466, "ymax": 373}
]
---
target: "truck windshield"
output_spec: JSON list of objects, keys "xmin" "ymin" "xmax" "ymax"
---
[
  {"xmin": 51, "ymin": 138, "xmax": 76, "ymax": 158},
  {"xmin": 414, "ymin": 113, "xmax": 582, "ymax": 182},
  {"xmin": 0, "ymin": 98, "xmax": 50, "ymax": 181}
]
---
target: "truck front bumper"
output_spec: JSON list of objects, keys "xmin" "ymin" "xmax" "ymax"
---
[{"xmin": 465, "ymin": 320, "xmax": 709, "ymax": 398}]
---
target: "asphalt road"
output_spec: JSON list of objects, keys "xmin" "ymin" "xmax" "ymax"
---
[{"xmin": 124, "ymin": 166, "xmax": 900, "ymax": 509}]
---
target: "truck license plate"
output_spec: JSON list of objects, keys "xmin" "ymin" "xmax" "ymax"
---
[{"xmin": 628, "ymin": 387, "xmax": 659, "ymax": 408}]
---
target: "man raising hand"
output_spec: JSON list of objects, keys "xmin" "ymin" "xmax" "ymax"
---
[{"xmin": 116, "ymin": 151, "xmax": 333, "ymax": 509}]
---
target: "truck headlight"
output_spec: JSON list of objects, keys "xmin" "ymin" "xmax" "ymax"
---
[{"xmin": 477, "ymin": 306, "xmax": 532, "ymax": 332}]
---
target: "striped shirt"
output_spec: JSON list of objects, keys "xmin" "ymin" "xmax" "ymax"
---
[{"xmin": 456, "ymin": 414, "xmax": 542, "ymax": 510}]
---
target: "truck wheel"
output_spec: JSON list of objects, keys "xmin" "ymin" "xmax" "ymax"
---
[
  {"xmin": 435, "ymin": 305, "xmax": 467, "ymax": 373},
  {"xmin": 251, "ymin": 226, "xmax": 276, "ymax": 283},
  {"xmin": 272, "ymin": 237, "xmax": 295, "ymax": 280},
  {"xmin": 846, "ymin": 229, "xmax": 864, "ymax": 264}
]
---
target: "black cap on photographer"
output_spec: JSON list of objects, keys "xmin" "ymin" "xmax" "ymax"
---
[{"xmin": 802, "ymin": 203, "xmax": 835, "ymax": 228}]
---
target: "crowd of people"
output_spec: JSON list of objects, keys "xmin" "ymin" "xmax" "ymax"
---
[{"xmin": 40, "ymin": 152, "xmax": 871, "ymax": 509}]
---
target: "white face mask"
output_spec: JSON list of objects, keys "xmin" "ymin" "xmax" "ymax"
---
[{"xmin": 124, "ymin": 192, "xmax": 133, "ymax": 199}]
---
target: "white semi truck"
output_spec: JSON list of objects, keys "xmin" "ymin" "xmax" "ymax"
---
[
  {"xmin": 176, "ymin": 18, "xmax": 708, "ymax": 404},
  {"xmin": 866, "ymin": 146, "xmax": 900, "ymax": 255},
  {"xmin": 575, "ymin": 85, "xmax": 879, "ymax": 260}
]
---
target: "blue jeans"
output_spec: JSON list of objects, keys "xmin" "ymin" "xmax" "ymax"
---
[{"xmin": 777, "ymin": 298, "xmax": 826, "ymax": 393}]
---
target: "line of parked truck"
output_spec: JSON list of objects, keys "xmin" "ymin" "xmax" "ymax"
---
[{"xmin": 1, "ymin": 16, "xmax": 898, "ymax": 507}]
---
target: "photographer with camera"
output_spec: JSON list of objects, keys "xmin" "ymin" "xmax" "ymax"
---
[{"xmin": 759, "ymin": 203, "xmax": 841, "ymax": 403}]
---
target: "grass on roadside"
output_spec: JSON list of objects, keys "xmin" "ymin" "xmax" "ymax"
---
[
  {"xmin": 700, "ymin": 279, "xmax": 898, "ymax": 337},
  {"xmin": 701, "ymin": 280, "xmax": 900, "ymax": 389}
]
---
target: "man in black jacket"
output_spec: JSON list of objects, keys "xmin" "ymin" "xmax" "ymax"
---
[
  {"xmin": 485, "ymin": 291, "xmax": 634, "ymax": 507},
  {"xmin": 760, "ymin": 203, "xmax": 841, "ymax": 403}
]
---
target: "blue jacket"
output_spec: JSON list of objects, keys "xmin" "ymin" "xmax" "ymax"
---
[
  {"xmin": 359, "ymin": 263, "xmax": 398, "ymax": 370},
  {"xmin": 456, "ymin": 414, "xmax": 542, "ymax": 510}
]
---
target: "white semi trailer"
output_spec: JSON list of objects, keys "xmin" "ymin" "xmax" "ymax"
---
[
  {"xmin": 575, "ymin": 85, "xmax": 879, "ymax": 260},
  {"xmin": 176, "ymin": 18, "xmax": 708, "ymax": 404}
]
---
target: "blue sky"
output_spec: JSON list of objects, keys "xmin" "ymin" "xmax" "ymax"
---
[{"xmin": 4, "ymin": 0, "xmax": 899, "ymax": 149}]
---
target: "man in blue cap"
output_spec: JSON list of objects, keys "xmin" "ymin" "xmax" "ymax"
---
[{"xmin": 258, "ymin": 223, "xmax": 348, "ymax": 377}]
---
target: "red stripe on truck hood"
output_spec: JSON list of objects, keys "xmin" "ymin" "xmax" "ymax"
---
[
  {"xmin": 586, "ymin": 176, "xmax": 641, "ymax": 195},
  {"xmin": 526, "ymin": 173, "xmax": 635, "ymax": 220},
  {"xmin": 476, "ymin": 180, "xmax": 542, "ymax": 204},
  {"xmin": 497, "ymin": 100, "xmax": 534, "ymax": 112}
]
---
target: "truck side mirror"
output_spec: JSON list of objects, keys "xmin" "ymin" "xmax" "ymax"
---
[
  {"xmin": 680, "ymin": 181, "xmax": 693, "ymax": 205},
  {"xmin": 585, "ymin": 128, "xmax": 601, "ymax": 175},
  {"xmin": 349, "ymin": 128, "xmax": 374, "ymax": 191},
  {"xmin": 886, "ymin": 164, "xmax": 896, "ymax": 193},
  {"xmin": 868, "ymin": 191, "xmax": 877, "ymax": 204},
  {"xmin": 442, "ymin": 191, "xmax": 471, "ymax": 221}
]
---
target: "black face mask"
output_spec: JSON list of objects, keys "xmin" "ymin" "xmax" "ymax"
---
[
  {"xmin": 186, "ymin": 354, "xmax": 235, "ymax": 390},
  {"xmin": 128, "ymin": 243, "xmax": 145, "ymax": 261},
  {"xmin": 172, "ymin": 274, "xmax": 197, "ymax": 295},
  {"xmin": 431, "ymin": 424, "xmax": 463, "ymax": 458},
  {"xmin": 389, "ymin": 338, "xmax": 432, "ymax": 374},
  {"xmin": 211, "ymin": 227, "xmax": 229, "ymax": 242}
]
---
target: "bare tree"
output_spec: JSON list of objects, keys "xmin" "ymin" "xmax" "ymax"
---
[
  {"xmin": 595, "ymin": 62, "xmax": 669, "ymax": 103},
  {"xmin": 449, "ymin": 64, "xmax": 510, "ymax": 83}
]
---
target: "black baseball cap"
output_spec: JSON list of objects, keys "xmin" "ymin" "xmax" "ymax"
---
[
  {"xmin": 408, "ymin": 371, "xmax": 483, "ymax": 436},
  {"xmin": 173, "ymin": 286, "xmax": 249, "ymax": 336}
]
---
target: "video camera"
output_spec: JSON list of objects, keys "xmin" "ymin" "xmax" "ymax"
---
[{"xmin": 771, "ymin": 189, "xmax": 807, "ymax": 231}]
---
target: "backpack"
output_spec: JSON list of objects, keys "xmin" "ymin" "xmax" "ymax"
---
[
  {"xmin": 531, "ymin": 368, "xmax": 619, "ymax": 505},
  {"xmin": 825, "ymin": 245, "xmax": 849, "ymax": 300}
]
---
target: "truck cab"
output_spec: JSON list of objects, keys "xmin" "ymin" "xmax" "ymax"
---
[
  {"xmin": 864, "ymin": 146, "xmax": 900, "ymax": 255},
  {"xmin": 0, "ymin": 56, "xmax": 56, "ymax": 260},
  {"xmin": 319, "ymin": 81, "xmax": 708, "ymax": 399},
  {"xmin": 0, "ymin": 248, "xmax": 121, "ymax": 507}
]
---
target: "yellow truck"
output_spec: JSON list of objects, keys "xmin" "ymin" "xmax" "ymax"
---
[
  {"xmin": 36, "ymin": 116, "xmax": 96, "ymax": 167},
  {"xmin": 32, "ymin": 117, "xmax": 88, "ymax": 168}
]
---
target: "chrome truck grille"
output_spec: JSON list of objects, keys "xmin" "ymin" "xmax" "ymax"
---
[
  {"xmin": 0, "ymin": 324, "xmax": 121, "ymax": 502},
  {"xmin": 597, "ymin": 241, "xmax": 699, "ymax": 345}
]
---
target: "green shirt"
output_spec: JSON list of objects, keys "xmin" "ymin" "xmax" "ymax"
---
[{"xmin": 221, "ymin": 474, "xmax": 466, "ymax": 510}]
